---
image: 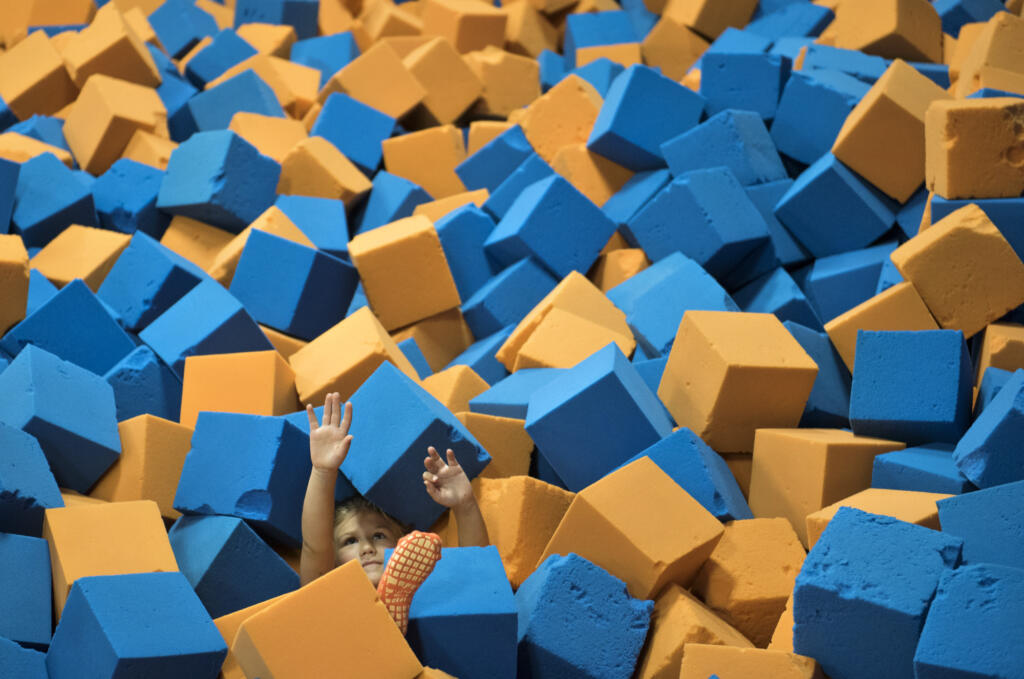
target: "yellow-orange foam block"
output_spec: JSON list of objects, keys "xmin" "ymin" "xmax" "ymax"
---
[
  {"xmin": 976, "ymin": 322, "xmax": 1024, "ymax": 381},
  {"xmin": 63, "ymin": 73, "xmax": 168, "ymax": 175},
  {"xmin": 61, "ymin": 3, "xmax": 161, "ymax": 88},
  {"xmin": 538, "ymin": 456, "xmax": 724, "ymax": 599},
  {"xmin": 403, "ymin": 37, "xmax": 484, "ymax": 126},
  {"xmin": 926, "ymin": 97, "xmax": 1024, "ymax": 199},
  {"xmin": 723, "ymin": 452, "xmax": 753, "ymax": 500},
  {"xmin": 0, "ymin": 30, "xmax": 77, "ymax": 119},
  {"xmin": 576, "ymin": 42, "xmax": 643, "ymax": 68},
  {"xmin": 661, "ymin": 0, "xmax": 758, "ymax": 40},
  {"xmin": 748, "ymin": 429, "xmax": 905, "ymax": 546},
  {"xmin": 768, "ymin": 594, "xmax": 795, "ymax": 652},
  {"xmin": 270, "ymin": 56, "xmax": 320, "ymax": 119},
  {"xmin": 455, "ymin": 411, "xmax": 533, "ymax": 479},
  {"xmin": 89, "ymin": 415, "xmax": 192, "ymax": 521},
  {"xmin": 235, "ymin": 22, "xmax": 297, "ymax": 58},
  {"xmin": 692, "ymin": 518, "xmax": 806, "ymax": 648},
  {"xmin": 0, "ymin": 234, "xmax": 29, "ymax": 334},
  {"xmin": 955, "ymin": 11, "xmax": 1024, "ymax": 98},
  {"xmin": 0, "ymin": 131, "xmax": 74, "ymax": 167},
  {"xmin": 513, "ymin": 307, "xmax": 635, "ymax": 370},
  {"xmin": 214, "ymin": 594, "xmax": 289, "ymax": 679},
  {"xmin": 496, "ymin": 271, "xmax": 633, "ymax": 371},
  {"xmin": 679, "ymin": 644, "xmax": 824, "ymax": 679},
  {"xmin": 260, "ymin": 325, "xmax": 307, "ymax": 361},
  {"xmin": 890, "ymin": 203, "xmax": 1024, "ymax": 338},
  {"xmin": 463, "ymin": 47, "xmax": 541, "ymax": 119},
  {"xmin": 381, "ymin": 124, "xmax": 467, "ymax": 200},
  {"xmin": 277, "ymin": 135, "xmax": 372, "ymax": 206},
  {"xmin": 552, "ymin": 143, "xmax": 633, "ymax": 207},
  {"xmin": 831, "ymin": 59, "xmax": 951, "ymax": 203},
  {"xmin": 600, "ymin": 231, "xmax": 630, "ymax": 254},
  {"xmin": 228, "ymin": 111, "xmax": 307, "ymax": 164},
  {"xmin": 948, "ymin": 21, "xmax": 984, "ymax": 83},
  {"xmin": 121, "ymin": 128, "xmax": 176, "ymax": 169},
  {"xmin": 823, "ymin": 280, "xmax": 938, "ymax": 371},
  {"xmin": 504, "ymin": 2, "xmax": 558, "ymax": 59},
  {"xmin": 418, "ymin": 669, "xmax": 457, "ymax": 679},
  {"xmin": 349, "ymin": 215, "xmax": 461, "ymax": 330},
  {"xmin": 642, "ymin": 17, "xmax": 709, "ymax": 81},
  {"xmin": 517, "ymin": 74, "xmax": 602, "ymax": 165},
  {"xmin": 589, "ymin": 248, "xmax": 649, "ymax": 292},
  {"xmin": 827, "ymin": 0, "xmax": 941, "ymax": 63},
  {"xmin": 319, "ymin": 41, "xmax": 426, "ymax": 119},
  {"xmin": 160, "ymin": 216, "xmax": 235, "ymax": 271},
  {"xmin": 412, "ymin": 189, "xmax": 489, "ymax": 222},
  {"xmin": 29, "ymin": 224, "xmax": 130, "ymax": 291},
  {"xmin": 635, "ymin": 584, "xmax": 754, "ymax": 679},
  {"xmin": 179, "ymin": 350, "xmax": 301, "ymax": 428},
  {"xmin": 362, "ymin": 0, "xmax": 423, "ymax": 42},
  {"xmin": 805, "ymin": 487, "xmax": 952, "ymax": 548},
  {"xmin": 658, "ymin": 311, "xmax": 818, "ymax": 453},
  {"xmin": 421, "ymin": 365, "xmax": 489, "ymax": 414},
  {"xmin": 207, "ymin": 206, "xmax": 314, "ymax": 285},
  {"xmin": 43, "ymin": 500, "xmax": 179, "ymax": 618},
  {"xmin": 421, "ymin": 0, "xmax": 507, "ymax": 54},
  {"xmin": 392, "ymin": 308, "xmax": 474, "ymax": 372},
  {"xmin": 196, "ymin": 0, "xmax": 234, "ymax": 28},
  {"xmin": 233, "ymin": 560, "xmax": 422, "ymax": 679},
  {"xmin": 379, "ymin": 35, "xmax": 434, "ymax": 59},
  {"xmin": 26, "ymin": 0, "xmax": 96, "ymax": 26},
  {"xmin": 289, "ymin": 306, "xmax": 420, "ymax": 404},
  {"xmin": 59, "ymin": 489, "xmax": 107, "ymax": 507},
  {"xmin": 467, "ymin": 120, "xmax": 513, "ymax": 154}
]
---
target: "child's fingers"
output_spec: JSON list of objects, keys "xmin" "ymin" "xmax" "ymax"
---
[
  {"xmin": 446, "ymin": 449, "xmax": 459, "ymax": 468},
  {"xmin": 331, "ymin": 393, "xmax": 342, "ymax": 427},
  {"xmin": 305, "ymin": 403, "xmax": 319, "ymax": 430},
  {"xmin": 340, "ymin": 400, "xmax": 353, "ymax": 433}
]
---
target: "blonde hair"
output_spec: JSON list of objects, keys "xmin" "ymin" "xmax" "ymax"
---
[{"xmin": 333, "ymin": 495, "xmax": 407, "ymax": 538}]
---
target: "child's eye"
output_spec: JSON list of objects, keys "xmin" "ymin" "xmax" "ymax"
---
[
  {"xmin": 373, "ymin": 532, "xmax": 388, "ymax": 541},
  {"xmin": 342, "ymin": 537, "xmax": 357, "ymax": 546}
]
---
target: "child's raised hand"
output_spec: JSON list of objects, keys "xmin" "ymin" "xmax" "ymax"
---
[
  {"xmin": 307, "ymin": 392, "xmax": 353, "ymax": 473},
  {"xmin": 423, "ymin": 446, "xmax": 474, "ymax": 509}
]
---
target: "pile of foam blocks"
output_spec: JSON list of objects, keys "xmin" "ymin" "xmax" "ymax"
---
[{"xmin": 0, "ymin": 0, "xmax": 1022, "ymax": 676}]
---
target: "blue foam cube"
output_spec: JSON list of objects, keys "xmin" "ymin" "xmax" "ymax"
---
[
  {"xmin": 398, "ymin": 337, "xmax": 432, "ymax": 379},
  {"xmin": 953, "ymin": 369, "xmax": 1024, "ymax": 488},
  {"xmin": 481, "ymin": 153, "xmax": 555, "ymax": 221},
  {"xmin": 11, "ymin": 152, "xmax": 97, "ymax": 248},
  {"xmin": 800, "ymin": 44, "xmax": 890, "ymax": 83},
  {"xmin": 872, "ymin": 443, "xmax": 975, "ymax": 495},
  {"xmin": 274, "ymin": 194, "xmax": 349, "ymax": 259},
  {"xmin": 932, "ymin": 0, "xmax": 1005, "ymax": 35},
  {"xmin": 735, "ymin": 267, "xmax": 821, "ymax": 329},
  {"xmin": 793, "ymin": 507, "xmax": 963, "ymax": 679},
  {"xmin": 0, "ymin": 424, "xmax": 62, "ymax": 536},
  {"xmin": 619, "ymin": 0, "xmax": 657, "ymax": 40},
  {"xmin": 445, "ymin": 326, "xmax": 513, "ymax": 386},
  {"xmin": 92, "ymin": 159, "xmax": 171, "ymax": 239},
  {"xmin": 700, "ymin": 53, "xmax": 791, "ymax": 121},
  {"xmin": 462, "ymin": 258, "xmax": 556, "ymax": 339},
  {"xmin": 603, "ymin": 169, "xmax": 670, "ymax": 227},
  {"xmin": 783, "ymin": 321, "xmax": 851, "ymax": 428},
  {"xmin": 0, "ymin": 157, "xmax": 17, "ymax": 231},
  {"xmin": 0, "ymin": 636, "xmax": 46, "ymax": 678},
  {"xmin": 937, "ymin": 479, "xmax": 1024, "ymax": 568},
  {"xmin": 157, "ymin": 130, "xmax": 281, "ymax": 233},
  {"xmin": 0, "ymin": 345, "xmax": 120, "ymax": 493},
  {"xmin": 0, "ymin": 532, "xmax": 51, "ymax": 649},
  {"xmin": 311, "ymin": 93, "xmax": 395, "ymax": 176},
  {"xmin": 470, "ymin": 368, "xmax": 565, "ymax": 418},
  {"xmin": 896, "ymin": 187, "xmax": 930, "ymax": 240},
  {"xmin": 183, "ymin": 28, "xmax": 257, "ymax": 88},
  {"xmin": 538, "ymin": 49, "xmax": 567, "ymax": 92},
  {"xmin": 103, "ymin": 345, "xmax": 183, "ymax": 422},
  {"xmin": 148, "ymin": 0, "xmax": 219, "ymax": 58},
  {"xmin": 435, "ymin": 205, "xmax": 497, "ymax": 303},
  {"xmin": 150, "ymin": 50, "xmax": 200, "ymax": 143},
  {"xmin": 875, "ymin": 257, "xmax": 904, "ymax": 295},
  {"xmin": 975, "ymin": 366, "xmax": 1013, "ymax": 417},
  {"xmin": 24, "ymin": 269, "xmax": 57, "ymax": 317},
  {"xmin": 569, "ymin": 58, "xmax": 624, "ymax": 98},
  {"xmin": 46, "ymin": 572, "xmax": 227, "ymax": 679},
  {"xmin": 525, "ymin": 343, "xmax": 672, "ymax": 491},
  {"xmin": 517, "ymin": 553, "xmax": 653, "ymax": 679},
  {"xmin": 802, "ymin": 240, "xmax": 897, "ymax": 322},
  {"xmin": 911, "ymin": 62, "xmax": 951, "ymax": 89},
  {"xmin": 745, "ymin": 2, "xmax": 833, "ymax": 40},
  {"xmin": 234, "ymin": 0, "xmax": 320, "ymax": 39},
  {"xmin": 563, "ymin": 11, "xmax": 637, "ymax": 68},
  {"xmin": 701, "ymin": 27, "xmax": 771, "ymax": 61},
  {"xmin": 588, "ymin": 64, "xmax": 705, "ymax": 171},
  {"xmin": 290, "ymin": 32, "xmax": 360, "ymax": 88},
  {"xmin": 456, "ymin": 125, "xmax": 534, "ymax": 193},
  {"xmin": 187, "ymin": 69, "xmax": 286, "ymax": 132},
  {"xmin": 744, "ymin": 179, "xmax": 810, "ymax": 266},
  {"xmin": 9, "ymin": 116, "xmax": 67, "ymax": 151},
  {"xmin": 354, "ymin": 170, "xmax": 431, "ymax": 234},
  {"xmin": 771, "ymin": 68, "xmax": 869, "ymax": 165}
]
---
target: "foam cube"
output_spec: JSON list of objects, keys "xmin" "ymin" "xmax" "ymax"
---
[
  {"xmin": 562, "ymin": 11, "xmax": 635, "ymax": 68},
  {"xmin": 179, "ymin": 350, "xmax": 299, "ymax": 429},
  {"xmin": 11, "ymin": 151, "xmax": 98, "ymax": 249},
  {"xmin": 103, "ymin": 345, "xmax": 184, "ymax": 423},
  {"xmin": 272, "ymin": 194, "xmax": 349, "ymax": 259},
  {"xmin": 234, "ymin": 0, "xmax": 318, "ymax": 38},
  {"xmin": 746, "ymin": 1, "xmax": 834, "ymax": 39},
  {"xmin": 24, "ymin": 269, "xmax": 57, "ymax": 319},
  {"xmin": 290, "ymin": 32, "xmax": 359, "ymax": 88},
  {"xmin": 402, "ymin": 37, "xmax": 483, "ymax": 127},
  {"xmin": 340, "ymin": 361, "xmax": 489, "ymax": 528},
  {"xmin": 310, "ymin": 92, "xmax": 393, "ymax": 177},
  {"xmin": 59, "ymin": 4, "xmax": 159, "ymax": 88},
  {"xmin": 211, "ymin": 593, "xmax": 288, "ymax": 679},
  {"xmin": 938, "ymin": 477, "xmax": 1023, "ymax": 569},
  {"xmin": 469, "ymin": 368, "xmax": 564, "ymax": 419},
  {"xmin": 828, "ymin": 0, "xmax": 942, "ymax": 59},
  {"xmin": 954, "ymin": 368, "xmax": 1024, "ymax": 488},
  {"xmin": 405, "ymin": 546, "xmax": 517, "ymax": 679},
  {"xmin": 92, "ymin": 159, "xmax": 171, "ymax": 239},
  {"xmin": 0, "ymin": 636, "xmax": 46, "ymax": 678},
  {"xmin": 793, "ymin": 507, "xmax": 962, "ymax": 679},
  {"xmin": 805, "ymin": 487, "xmax": 951, "ymax": 549},
  {"xmin": 0, "ymin": 532, "xmax": 50, "ymax": 649},
  {"xmin": 430, "ymin": 205, "xmax": 497, "ymax": 304},
  {"xmin": 700, "ymin": 53, "xmax": 791, "ymax": 122},
  {"xmin": 277, "ymin": 135, "xmax": 371, "ymax": 206},
  {"xmin": 463, "ymin": 47, "xmax": 541, "ymax": 120},
  {"xmin": 517, "ymin": 553, "xmax": 653, "ymax": 679},
  {"xmin": 802, "ymin": 240, "xmax": 897, "ymax": 323},
  {"xmin": 318, "ymin": 41, "xmax": 425, "ymax": 122},
  {"xmin": 515, "ymin": 74, "xmax": 602, "ymax": 166},
  {"xmin": 421, "ymin": 365, "xmax": 488, "ymax": 415},
  {"xmin": 482, "ymin": 153, "xmax": 556, "ymax": 221},
  {"xmin": 678, "ymin": 644, "xmax": 822, "ymax": 679},
  {"xmin": 206, "ymin": 206, "xmax": 314, "ymax": 286},
  {"xmin": 0, "ymin": 132, "xmax": 73, "ymax": 167},
  {"xmin": 355, "ymin": 170, "xmax": 432, "ymax": 234},
  {"xmin": 456, "ymin": 412, "xmax": 533, "ymax": 480},
  {"xmin": 0, "ymin": 31, "xmax": 77, "ymax": 119},
  {"xmin": 954, "ymin": 11, "xmax": 1024, "ymax": 98},
  {"xmin": 975, "ymin": 323, "xmax": 1024, "ymax": 386},
  {"xmin": 30, "ymin": 224, "xmax": 129, "ymax": 292},
  {"xmin": 512, "ymin": 307, "xmax": 635, "ymax": 371},
  {"xmin": 234, "ymin": 22, "xmax": 298, "ymax": 57},
  {"xmin": 399, "ymin": 337, "xmax": 433, "ymax": 380},
  {"xmin": 782, "ymin": 321, "xmax": 851, "ymax": 428},
  {"xmin": 183, "ymin": 28, "xmax": 258, "ymax": 88},
  {"xmin": 749, "ymin": 429, "xmax": 905, "ymax": 545},
  {"xmin": 0, "ymin": 423, "xmax": 63, "ymax": 537},
  {"xmin": 734, "ymin": 267, "xmax": 820, "ymax": 330},
  {"xmin": 461, "ymin": 256, "xmax": 557, "ymax": 339},
  {"xmin": 872, "ymin": 443, "xmax": 975, "ymax": 495},
  {"xmin": 456, "ymin": 125, "xmax": 534, "ymax": 193},
  {"xmin": 381, "ymin": 124, "xmax": 468, "ymax": 201},
  {"xmin": 228, "ymin": 112, "xmax": 307, "ymax": 164},
  {"xmin": 187, "ymin": 68, "xmax": 284, "ymax": 133},
  {"xmin": 149, "ymin": 0, "xmax": 219, "ymax": 58},
  {"xmin": 46, "ymin": 572, "xmax": 226, "ymax": 679},
  {"xmin": 0, "ymin": 234, "xmax": 29, "ymax": 335},
  {"xmin": 420, "ymin": 0, "xmax": 506, "ymax": 53}
]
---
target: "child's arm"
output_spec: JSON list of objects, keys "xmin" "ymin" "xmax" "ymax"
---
[
  {"xmin": 423, "ymin": 446, "xmax": 490, "ymax": 548},
  {"xmin": 300, "ymin": 393, "xmax": 353, "ymax": 587}
]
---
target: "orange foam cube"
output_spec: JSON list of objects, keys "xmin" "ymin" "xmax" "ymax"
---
[
  {"xmin": 121, "ymin": 128, "xmax": 177, "ymax": 169},
  {"xmin": 403, "ymin": 37, "xmax": 484, "ymax": 126},
  {"xmin": 379, "ymin": 35, "xmax": 435, "ymax": 59},
  {"xmin": 827, "ymin": 0, "xmax": 941, "ymax": 63},
  {"xmin": 179, "ymin": 350, "xmax": 301, "ymax": 428},
  {"xmin": 277, "ymin": 136, "xmax": 372, "ymax": 206},
  {"xmin": 235, "ymin": 22, "xmax": 297, "ymax": 58},
  {"xmin": 517, "ymin": 74, "xmax": 602, "ymax": 165},
  {"xmin": 421, "ymin": 365, "xmax": 489, "ymax": 414},
  {"xmin": 319, "ymin": 41, "xmax": 426, "ymax": 119},
  {"xmin": 0, "ymin": 131, "xmax": 74, "ymax": 167},
  {"xmin": 976, "ymin": 322, "xmax": 1024, "ymax": 382},
  {"xmin": 538, "ymin": 456, "xmax": 724, "ymax": 599},
  {"xmin": 215, "ymin": 594, "xmax": 290, "ymax": 679},
  {"xmin": 421, "ymin": 0, "xmax": 507, "ymax": 53},
  {"xmin": 831, "ymin": 59, "xmax": 952, "ymax": 203},
  {"xmin": 692, "ymin": 518, "xmax": 806, "ymax": 648},
  {"xmin": 551, "ymin": 143, "xmax": 633, "ymax": 207},
  {"xmin": 947, "ymin": 21, "xmax": 984, "ymax": 83},
  {"xmin": 722, "ymin": 453, "xmax": 753, "ymax": 500},
  {"xmin": 954, "ymin": 11, "xmax": 1024, "ymax": 97},
  {"xmin": 513, "ymin": 307, "xmax": 635, "ymax": 370},
  {"xmin": 661, "ymin": 0, "xmax": 758, "ymax": 40},
  {"xmin": 805, "ymin": 487, "xmax": 952, "ymax": 548},
  {"xmin": 0, "ymin": 234, "xmax": 30, "ymax": 334},
  {"xmin": 391, "ymin": 308, "xmax": 474, "ymax": 372},
  {"xmin": 504, "ymin": 2, "xmax": 558, "ymax": 59},
  {"xmin": 60, "ymin": 489, "xmax": 108, "ymax": 507},
  {"xmin": 381, "ymin": 124, "xmax": 468, "ymax": 200},
  {"xmin": 60, "ymin": 3, "xmax": 161, "ymax": 88},
  {"xmin": 260, "ymin": 325, "xmax": 308, "ymax": 361},
  {"xmin": 228, "ymin": 111, "xmax": 307, "ymax": 164},
  {"xmin": 207, "ymin": 206, "xmax": 314, "ymax": 285},
  {"xmin": 29, "ymin": 224, "xmax": 131, "ymax": 291},
  {"xmin": 27, "ymin": 0, "xmax": 96, "ymax": 26},
  {"xmin": 748, "ymin": 429, "xmax": 905, "ymax": 545},
  {"xmin": 120, "ymin": 7, "xmax": 158, "ymax": 46},
  {"xmin": 43, "ymin": 500, "xmax": 179, "ymax": 618},
  {"xmin": 233, "ymin": 561, "xmax": 422, "ymax": 678},
  {"xmin": 456, "ymin": 411, "xmax": 533, "ymax": 479},
  {"xmin": 348, "ymin": 215, "xmax": 462, "ymax": 330},
  {"xmin": 658, "ymin": 311, "xmax": 818, "ymax": 453},
  {"xmin": 289, "ymin": 306, "xmax": 420, "ymax": 404},
  {"xmin": 890, "ymin": 203, "xmax": 1024, "ymax": 338},
  {"xmin": 269, "ymin": 56, "xmax": 320, "ymax": 119},
  {"xmin": 362, "ymin": 0, "xmax": 423, "ymax": 41},
  {"xmin": 679, "ymin": 644, "xmax": 824, "ymax": 679},
  {"xmin": 0, "ymin": 30, "xmax": 77, "ymax": 119},
  {"xmin": 635, "ymin": 584, "xmax": 754, "ymax": 679},
  {"xmin": 463, "ymin": 47, "xmax": 541, "ymax": 119},
  {"xmin": 589, "ymin": 248, "xmax": 649, "ymax": 292},
  {"xmin": 768, "ymin": 595, "xmax": 795, "ymax": 652},
  {"xmin": 576, "ymin": 42, "xmax": 643, "ymax": 68},
  {"xmin": 642, "ymin": 17, "xmax": 709, "ymax": 81},
  {"xmin": 89, "ymin": 415, "xmax": 193, "ymax": 521},
  {"xmin": 160, "ymin": 216, "xmax": 235, "ymax": 271},
  {"xmin": 412, "ymin": 189, "xmax": 489, "ymax": 222}
]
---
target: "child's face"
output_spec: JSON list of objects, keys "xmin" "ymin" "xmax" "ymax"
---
[{"xmin": 334, "ymin": 509, "xmax": 400, "ymax": 587}]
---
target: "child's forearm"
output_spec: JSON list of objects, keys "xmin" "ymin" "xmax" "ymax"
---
[
  {"xmin": 299, "ymin": 467, "xmax": 338, "ymax": 586},
  {"xmin": 453, "ymin": 496, "xmax": 490, "ymax": 548}
]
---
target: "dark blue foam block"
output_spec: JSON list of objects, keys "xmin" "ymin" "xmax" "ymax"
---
[
  {"xmin": 745, "ymin": 1, "xmax": 833, "ymax": 40},
  {"xmin": 11, "ymin": 152, "xmax": 97, "ymax": 249},
  {"xmin": 97, "ymin": 231, "xmax": 206, "ymax": 333},
  {"xmin": 462, "ymin": 258, "xmax": 557, "ymax": 340},
  {"xmin": 771, "ymin": 68, "xmax": 869, "ymax": 166},
  {"xmin": 525, "ymin": 343, "xmax": 672, "ymax": 492},
  {"xmin": 850, "ymin": 330, "xmax": 973, "ymax": 446},
  {"xmin": 188, "ymin": 67, "xmax": 285, "ymax": 133},
  {"xmin": 184, "ymin": 28, "xmax": 258, "ymax": 89},
  {"xmin": 353, "ymin": 170, "xmax": 431, "ymax": 235},
  {"xmin": 937, "ymin": 479, "xmax": 1023, "ymax": 569},
  {"xmin": 875, "ymin": 258, "xmax": 904, "ymax": 295},
  {"xmin": 619, "ymin": 0, "xmax": 657, "ymax": 41},
  {"xmin": 485, "ymin": 174, "xmax": 617, "ymax": 279},
  {"xmin": 624, "ymin": 167, "xmax": 770, "ymax": 279},
  {"xmin": 406, "ymin": 546, "xmax": 517, "ymax": 679},
  {"xmin": 800, "ymin": 45, "xmax": 890, "ymax": 83},
  {"xmin": 456, "ymin": 125, "xmax": 534, "ymax": 193},
  {"xmin": 608, "ymin": 252, "xmax": 738, "ymax": 357},
  {"xmin": 398, "ymin": 337, "xmax": 432, "ymax": 379},
  {"xmin": 446, "ymin": 326, "xmax": 513, "ymax": 387},
  {"xmin": 517, "ymin": 553, "xmax": 653, "ymax": 679},
  {"xmin": 744, "ymin": 179, "xmax": 810, "ymax": 266},
  {"xmin": 0, "ymin": 532, "xmax": 51, "ymax": 649},
  {"xmin": 700, "ymin": 53, "xmax": 791, "ymax": 122},
  {"xmin": 632, "ymin": 356, "xmax": 666, "ymax": 393},
  {"xmin": 793, "ymin": 507, "xmax": 963, "ymax": 679},
  {"xmin": 872, "ymin": 443, "xmax": 975, "ymax": 495},
  {"xmin": 0, "ymin": 157, "xmax": 19, "ymax": 233},
  {"xmin": 562, "ymin": 10, "xmax": 636, "ymax": 68},
  {"xmin": 435, "ymin": 205, "xmax": 497, "ymax": 303},
  {"xmin": 139, "ymin": 278, "xmax": 273, "ymax": 378},
  {"xmin": 92, "ymin": 159, "xmax": 171, "ymax": 239},
  {"xmin": 157, "ymin": 130, "xmax": 281, "ymax": 234},
  {"xmin": 482, "ymin": 153, "xmax": 555, "ymax": 222},
  {"xmin": 910, "ymin": 62, "xmax": 950, "ymax": 89},
  {"xmin": 470, "ymin": 368, "xmax": 565, "ymax": 419},
  {"xmin": 24, "ymin": 270, "xmax": 57, "ymax": 317},
  {"xmin": 538, "ymin": 49, "xmax": 567, "ymax": 92},
  {"xmin": 932, "ymin": 0, "xmax": 1004, "ymax": 35},
  {"xmin": 148, "ymin": 0, "xmax": 219, "ymax": 58},
  {"xmin": 341, "ymin": 362, "xmax": 489, "ymax": 529},
  {"xmin": 230, "ymin": 229, "xmax": 358, "ymax": 341},
  {"xmin": 603, "ymin": 169, "xmax": 670, "ymax": 228},
  {"xmin": 274, "ymin": 195, "xmax": 350, "ymax": 260},
  {"xmin": 914, "ymin": 563, "xmax": 1024, "ymax": 679},
  {"xmin": 660, "ymin": 109, "xmax": 787, "ymax": 186},
  {"xmin": 0, "ymin": 95, "xmax": 16, "ymax": 132},
  {"xmin": 784, "ymin": 321, "xmax": 851, "ymax": 429},
  {"xmin": 102, "ymin": 345, "xmax": 183, "ymax": 423},
  {"xmin": 311, "ymin": 92, "xmax": 395, "ymax": 177},
  {"xmin": 7, "ymin": 115, "xmax": 67, "ymax": 151},
  {"xmin": 775, "ymin": 153, "xmax": 897, "ymax": 258},
  {"xmin": 588, "ymin": 64, "xmax": 705, "ymax": 172},
  {"xmin": 621, "ymin": 427, "xmax": 751, "ymax": 522},
  {"xmin": 0, "ymin": 345, "xmax": 120, "ymax": 493},
  {"xmin": 234, "ymin": 0, "xmax": 320, "ymax": 39},
  {"xmin": 930, "ymin": 197, "xmax": 1024, "ymax": 262},
  {"xmin": 700, "ymin": 27, "xmax": 771, "ymax": 64},
  {"xmin": 1, "ymin": 279, "xmax": 136, "ymax": 377},
  {"xmin": 802, "ymin": 241, "xmax": 897, "ymax": 322},
  {"xmin": 569, "ymin": 58, "xmax": 624, "ymax": 98},
  {"xmin": 0, "ymin": 635, "xmax": 46, "ymax": 678},
  {"xmin": 150, "ymin": 48, "xmax": 200, "ymax": 143},
  {"xmin": 954, "ymin": 369, "xmax": 1024, "ymax": 489},
  {"xmin": 46, "ymin": 572, "xmax": 227, "ymax": 679},
  {"xmin": 975, "ymin": 366, "xmax": 1013, "ymax": 418},
  {"xmin": 968, "ymin": 87, "xmax": 1024, "ymax": 99},
  {"xmin": 896, "ymin": 187, "xmax": 929, "ymax": 240},
  {"xmin": 174, "ymin": 413, "xmax": 310, "ymax": 548},
  {"xmin": 280, "ymin": 406, "xmax": 358, "ymax": 504},
  {"xmin": 735, "ymin": 267, "xmax": 821, "ymax": 329},
  {"xmin": 290, "ymin": 32, "xmax": 360, "ymax": 89},
  {"xmin": 168, "ymin": 514, "xmax": 299, "ymax": 619}
]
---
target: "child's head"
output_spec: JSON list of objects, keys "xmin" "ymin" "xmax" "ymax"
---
[{"xmin": 333, "ymin": 496, "xmax": 406, "ymax": 586}]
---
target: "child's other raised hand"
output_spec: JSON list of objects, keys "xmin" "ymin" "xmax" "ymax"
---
[
  {"xmin": 307, "ymin": 392, "xmax": 353, "ymax": 473},
  {"xmin": 423, "ymin": 446, "xmax": 474, "ymax": 509}
]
